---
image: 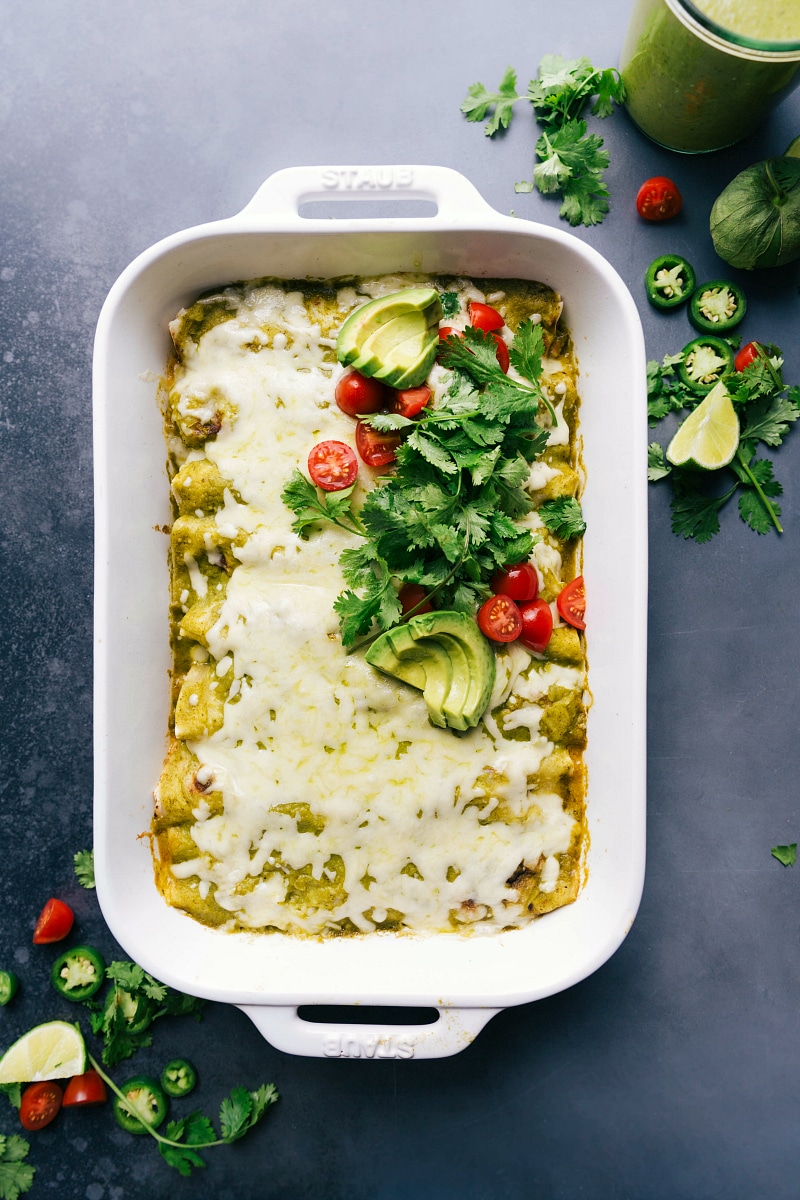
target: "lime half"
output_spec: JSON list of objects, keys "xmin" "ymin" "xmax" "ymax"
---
[
  {"xmin": 0, "ymin": 1020, "xmax": 86, "ymax": 1083},
  {"xmin": 666, "ymin": 380, "xmax": 739, "ymax": 470}
]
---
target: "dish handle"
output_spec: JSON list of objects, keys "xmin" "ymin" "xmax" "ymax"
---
[
  {"xmin": 237, "ymin": 1003, "xmax": 501, "ymax": 1060},
  {"xmin": 236, "ymin": 165, "xmax": 497, "ymax": 224}
]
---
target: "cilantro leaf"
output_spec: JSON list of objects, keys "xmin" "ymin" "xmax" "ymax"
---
[
  {"xmin": 647, "ymin": 443, "xmax": 671, "ymax": 481},
  {"xmin": 527, "ymin": 120, "xmax": 612, "ymax": 227},
  {"xmin": 591, "ymin": 68, "xmax": 626, "ymax": 117},
  {"xmin": 735, "ymin": 457, "xmax": 783, "ymax": 534},
  {"xmin": 439, "ymin": 291, "xmax": 460, "ymax": 319},
  {"xmin": 772, "ymin": 843, "xmax": 797, "ymax": 867},
  {"xmin": 93, "ymin": 962, "xmax": 203, "ymax": 1066},
  {"xmin": 508, "ymin": 320, "xmax": 544, "ymax": 385},
  {"xmin": 280, "ymin": 471, "xmax": 362, "ymax": 537},
  {"xmin": 538, "ymin": 497, "xmax": 586, "ymax": 539},
  {"xmin": 0, "ymin": 1136, "xmax": 35, "ymax": 1200},
  {"xmin": 218, "ymin": 1086, "xmax": 257, "ymax": 1142},
  {"xmin": 74, "ymin": 848, "xmax": 95, "ymax": 888},
  {"xmin": 0, "ymin": 1086, "xmax": 21, "ymax": 1111},
  {"xmin": 669, "ymin": 476, "xmax": 736, "ymax": 543},
  {"xmin": 739, "ymin": 393, "xmax": 800, "ymax": 446},
  {"xmin": 461, "ymin": 67, "xmax": 520, "ymax": 136}
]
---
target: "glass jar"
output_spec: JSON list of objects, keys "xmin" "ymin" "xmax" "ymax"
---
[{"xmin": 620, "ymin": 0, "xmax": 800, "ymax": 153}]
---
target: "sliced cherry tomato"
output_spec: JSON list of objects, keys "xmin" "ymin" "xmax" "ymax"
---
[
  {"xmin": 468, "ymin": 301, "xmax": 504, "ymax": 332},
  {"xmin": 398, "ymin": 583, "xmax": 433, "ymax": 616},
  {"xmin": 32, "ymin": 898, "xmax": 74, "ymax": 944},
  {"xmin": 492, "ymin": 562, "xmax": 539, "ymax": 604},
  {"xmin": 518, "ymin": 599, "xmax": 554, "ymax": 653},
  {"xmin": 62, "ymin": 1070, "xmax": 107, "ymax": 1108},
  {"xmin": 735, "ymin": 341, "xmax": 760, "ymax": 372},
  {"xmin": 355, "ymin": 420, "xmax": 402, "ymax": 468},
  {"xmin": 438, "ymin": 325, "xmax": 455, "ymax": 341},
  {"xmin": 636, "ymin": 176, "xmax": 682, "ymax": 221},
  {"xmin": 490, "ymin": 332, "xmax": 510, "ymax": 374},
  {"xmin": 307, "ymin": 440, "xmax": 358, "ymax": 491},
  {"xmin": 393, "ymin": 385, "xmax": 431, "ymax": 418},
  {"xmin": 557, "ymin": 576, "xmax": 586, "ymax": 630},
  {"xmin": 20, "ymin": 1082, "xmax": 63, "ymax": 1131},
  {"xmin": 334, "ymin": 370, "xmax": 387, "ymax": 417},
  {"xmin": 477, "ymin": 595, "xmax": 522, "ymax": 643}
]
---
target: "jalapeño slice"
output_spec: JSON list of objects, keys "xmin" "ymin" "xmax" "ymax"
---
[
  {"xmin": 677, "ymin": 336, "xmax": 736, "ymax": 394},
  {"xmin": 0, "ymin": 971, "xmax": 19, "ymax": 1006},
  {"xmin": 51, "ymin": 946, "xmax": 105, "ymax": 1002},
  {"xmin": 644, "ymin": 254, "xmax": 696, "ymax": 310},
  {"xmin": 689, "ymin": 280, "xmax": 747, "ymax": 333},
  {"xmin": 113, "ymin": 1076, "xmax": 168, "ymax": 1134},
  {"xmin": 160, "ymin": 1057, "xmax": 197, "ymax": 1097}
]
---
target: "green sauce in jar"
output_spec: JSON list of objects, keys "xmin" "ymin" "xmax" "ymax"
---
[{"xmin": 620, "ymin": 0, "xmax": 800, "ymax": 152}]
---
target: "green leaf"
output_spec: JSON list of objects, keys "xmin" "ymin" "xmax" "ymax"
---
[
  {"xmin": 281, "ymin": 471, "xmax": 361, "ymax": 537},
  {"xmin": 591, "ymin": 68, "xmax": 626, "ymax": 117},
  {"xmin": 739, "ymin": 393, "xmax": 800, "ymax": 446},
  {"xmin": 538, "ymin": 497, "xmax": 586, "ymax": 539},
  {"xmin": 158, "ymin": 1142, "xmax": 207, "ymax": 1177},
  {"xmin": 219, "ymin": 1086, "xmax": 253, "ymax": 1142},
  {"xmin": 0, "ymin": 1086, "xmax": 21, "ymax": 1111},
  {"xmin": 670, "ymin": 476, "xmax": 735, "ymax": 543},
  {"xmin": 74, "ymin": 848, "xmax": 95, "ymax": 888},
  {"xmin": 508, "ymin": 320, "xmax": 544, "ymax": 386},
  {"xmin": 648, "ymin": 443, "xmax": 671, "ymax": 481},
  {"xmin": 737, "ymin": 458, "xmax": 783, "ymax": 534},
  {"xmin": 771, "ymin": 843, "xmax": 797, "ymax": 867},
  {"xmin": 439, "ymin": 291, "xmax": 460, "ymax": 319},
  {"xmin": 460, "ymin": 67, "xmax": 520, "ymax": 136},
  {"xmin": 0, "ymin": 1136, "xmax": 34, "ymax": 1200}
]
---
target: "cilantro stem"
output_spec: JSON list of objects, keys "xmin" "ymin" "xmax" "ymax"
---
[
  {"xmin": 735, "ymin": 448, "xmax": 783, "ymax": 532},
  {"xmin": 754, "ymin": 341, "xmax": 784, "ymax": 392}
]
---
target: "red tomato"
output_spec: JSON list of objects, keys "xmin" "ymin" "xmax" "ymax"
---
[
  {"xmin": 334, "ymin": 370, "xmax": 387, "ymax": 417},
  {"xmin": 438, "ymin": 325, "xmax": 455, "ymax": 341},
  {"xmin": 636, "ymin": 176, "xmax": 682, "ymax": 221},
  {"xmin": 491, "ymin": 332, "xmax": 510, "ymax": 374},
  {"xmin": 20, "ymin": 1082, "xmax": 63, "ymax": 1131},
  {"xmin": 393, "ymin": 385, "xmax": 431, "ymax": 418},
  {"xmin": 399, "ymin": 583, "xmax": 433, "ymax": 616},
  {"xmin": 307, "ymin": 440, "xmax": 358, "ymax": 491},
  {"xmin": 735, "ymin": 342, "xmax": 760, "ymax": 372},
  {"xmin": 355, "ymin": 420, "xmax": 402, "ymax": 468},
  {"xmin": 557, "ymin": 576, "xmax": 586, "ymax": 630},
  {"xmin": 468, "ymin": 302, "xmax": 504, "ymax": 332},
  {"xmin": 62, "ymin": 1070, "xmax": 107, "ymax": 1108},
  {"xmin": 492, "ymin": 562, "xmax": 539, "ymax": 604},
  {"xmin": 32, "ymin": 898, "xmax": 74, "ymax": 945},
  {"xmin": 477, "ymin": 595, "xmax": 523, "ymax": 643},
  {"xmin": 518, "ymin": 599, "xmax": 553, "ymax": 653}
]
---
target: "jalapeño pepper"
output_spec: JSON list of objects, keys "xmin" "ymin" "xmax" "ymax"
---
[
  {"xmin": 0, "ymin": 970, "xmax": 19, "ymax": 1006},
  {"xmin": 113, "ymin": 1076, "xmax": 168, "ymax": 1134},
  {"xmin": 160, "ymin": 1058, "xmax": 197, "ymax": 1097},
  {"xmin": 677, "ymin": 336, "xmax": 736, "ymax": 394},
  {"xmin": 644, "ymin": 254, "xmax": 696, "ymax": 310},
  {"xmin": 689, "ymin": 280, "xmax": 747, "ymax": 333},
  {"xmin": 51, "ymin": 945, "xmax": 105, "ymax": 1002}
]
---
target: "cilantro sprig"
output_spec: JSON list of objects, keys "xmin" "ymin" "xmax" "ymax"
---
[
  {"xmin": 88, "ymin": 1055, "xmax": 277, "ymax": 1178},
  {"xmin": 282, "ymin": 321, "xmax": 557, "ymax": 646},
  {"xmin": 648, "ymin": 344, "xmax": 799, "ymax": 541},
  {"xmin": 461, "ymin": 56, "xmax": 625, "ymax": 226},
  {"xmin": 0, "ymin": 1136, "xmax": 34, "ymax": 1200},
  {"xmin": 88, "ymin": 961, "xmax": 205, "ymax": 1066},
  {"xmin": 772, "ymin": 843, "xmax": 797, "ymax": 867},
  {"xmin": 73, "ymin": 848, "xmax": 95, "ymax": 889}
]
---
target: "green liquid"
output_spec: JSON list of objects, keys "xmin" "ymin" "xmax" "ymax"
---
[{"xmin": 695, "ymin": 0, "xmax": 800, "ymax": 42}]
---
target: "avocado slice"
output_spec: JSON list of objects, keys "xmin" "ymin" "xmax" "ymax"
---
[
  {"xmin": 365, "ymin": 611, "xmax": 496, "ymax": 731},
  {"xmin": 337, "ymin": 288, "xmax": 442, "ymax": 388}
]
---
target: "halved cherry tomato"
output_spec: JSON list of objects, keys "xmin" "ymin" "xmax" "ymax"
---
[
  {"xmin": 438, "ymin": 325, "xmax": 455, "ymax": 341},
  {"xmin": 32, "ymin": 898, "xmax": 74, "ymax": 944},
  {"xmin": 399, "ymin": 583, "xmax": 433, "ymax": 616},
  {"xmin": 307, "ymin": 440, "xmax": 358, "ymax": 491},
  {"xmin": 518, "ymin": 599, "xmax": 553, "ymax": 653},
  {"xmin": 492, "ymin": 562, "xmax": 539, "ymax": 604},
  {"xmin": 20, "ymin": 1082, "xmax": 63, "ymax": 1131},
  {"xmin": 491, "ymin": 332, "xmax": 510, "ymax": 374},
  {"xmin": 477, "ymin": 595, "xmax": 522, "ymax": 643},
  {"xmin": 735, "ymin": 341, "xmax": 760, "ymax": 372},
  {"xmin": 62, "ymin": 1070, "xmax": 107, "ymax": 1108},
  {"xmin": 468, "ymin": 301, "xmax": 504, "ymax": 332},
  {"xmin": 393, "ymin": 385, "xmax": 431, "ymax": 418},
  {"xmin": 355, "ymin": 420, "xmax": 402, "ymax": 468},
  {"xmin": 636, "ymin": 176, "xmax": 682, "ymax": 221},
  {"xmin": 556, "ymin": 576, "xmax": 586, "ymax": 630},
  {"xmin": 334, "ymin": 370, "xmax": 387, "ymax": 417}
]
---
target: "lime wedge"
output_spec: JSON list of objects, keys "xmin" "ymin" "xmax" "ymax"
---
[
  {"xmin": 0, "ymin": 1020, "xmax": 86, "ymax": 1083},
  {"xmin": 666, "ymin": 379, "xmax": 739, "ymax": 470}
]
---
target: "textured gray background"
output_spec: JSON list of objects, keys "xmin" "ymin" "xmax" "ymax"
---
[{"xmin": 1, "ymin": 2, "xmax": 799, "ymax": 1198}]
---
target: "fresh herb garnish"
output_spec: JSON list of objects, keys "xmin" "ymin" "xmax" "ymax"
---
[
  {"xmin": 538, "ymin": 496, "xmax": 586, "ymax": 540},
  {"xmin": 88, "ymin": 1055, "xmax": 277, "ymax": 1178},
  {"xmin": 282, "ymin": 322, "xmax": 556, "ymax": 647},
  {"xmin": 439, "ymin": 291, "xmax": 461, "ymax": 319},
  {"xmin": 461, "ymin": 56, "xmax": 625, "ymax": 226},
  {"xmin": 771, "ymin": 843, "xmax": 797, "ymax": 867},
  {"xmin": 0, "ymin": 1136, "xmax": 34, "ymax": 1200},
  {"xmin": 88, "ymin": 961, "xmax": 204, "ymax": 1066},
  {"xmin": 648, "ymin": 343, "xmax": 799, "ymax": 541},
  {"xmin": 73, "ymin": 848, "xmax": 95, "ymax": 889}
]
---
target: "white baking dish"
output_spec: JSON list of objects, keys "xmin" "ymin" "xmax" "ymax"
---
[{"xmin": 93, "ymin": 165, "xmax": 647, "ymax": 1059}]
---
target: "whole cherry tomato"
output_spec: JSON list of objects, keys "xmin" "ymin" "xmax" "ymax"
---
[
  {"xmin": 20, "ymin": 1082, "xmax": 63, "ymax": 1131},
  {"xmin": 492, "ymin": 562, "xmax": 539, "ymax": 604},
  {"xmin": 62, "ymin": 1070, "xmax": 107, "ymax": 1107},
  {"xmin": 556, "ymin": 576, "xmax": 586, "ymax": 630},
  {"xmin": 393, "ymin": 385, "xmax": 431, "ymax": 418},
  {"xmin": 735, "ymin": 341, "xmax": 760, "ymax": 372},
  {"xmin": 636, "ymin": 176, "xmax": 682, "ymax": 221},
  {"xmin": 399, "ymin": 583, "xmax": 433, "ymax": 616},
  {"xmin": 307, "ymin": 440, "xmax": 358, "ymax": 491},
  {"xmin": 518, "ymin": 599, "xmax": 553, "ymax": 653},
  {"xmin": 32, "ymin": 898, "xmax": 74, "ymax": 945},
  {"xmin": 468, "ymin": 301, "xmax": 504, "ymax": 332},
  {"xmin": 355, "ymin": 420, "xmax": 402, "ymax": 468},
  {"xmin": 477, "ymin": 595, "xmax": 523, "ymax": 643},
  {"xmin": 335, "ymin": 370, "xmax": 387, "ymax": 416}
]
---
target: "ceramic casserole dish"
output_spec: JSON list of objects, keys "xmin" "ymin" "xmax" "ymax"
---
[{"xmin": 93, "ymin": 165, "xmax": 647, "ymax": 1059}]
